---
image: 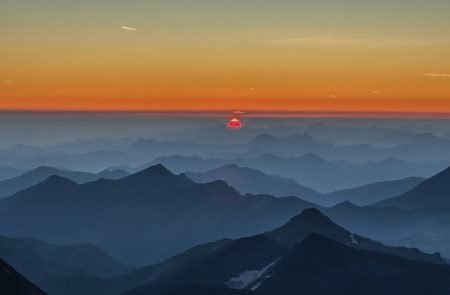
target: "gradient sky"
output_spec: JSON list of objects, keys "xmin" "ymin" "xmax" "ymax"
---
[{"xmin": 1, "ymin": 0, "xmax": 450, "ymax": 113}]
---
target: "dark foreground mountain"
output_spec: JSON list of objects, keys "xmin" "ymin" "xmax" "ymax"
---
[
  {"xmin": 120, "ymin": 209, "xmax": 446, "ymax": 295},
  {"xmin": 165, "ymin": 286, "xmax": 254, "ymax": 295},
  {"xmin": 254, "ymin": 234, "xmax": 450, "ymax": 295},
  {"xmin": 0, "ymin": 235, "xmax": 129, "ymax": 283},
  {"xmin": 0, "ymin": 166, "xmax": 129, "ymax": 198},
  {"xmin": 18, "ymin": 208, "xmax": 442, "ymax": 295},
  {"xmin": 377, "ymin": 166, "xmax": 450, "ymax": 210},
  {"xmin": 0, "ymin": 164, "xmax": 317, "ymax": 265},
  {"xmin": 0, "ymin": 258, "xmax": 47, "ymax": 295}
]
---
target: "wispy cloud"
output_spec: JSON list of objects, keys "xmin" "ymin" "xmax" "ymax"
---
[
  {"xmin": 120, "ymin": 26, "xmax": 138, "ymax": 31},
  {"xmin": 266, "ymin": 33, "xmax": 431, "ymax": 49},
  {"xmin": 423, "ymin": 73, "xmax": 450, "ymax": 77}
]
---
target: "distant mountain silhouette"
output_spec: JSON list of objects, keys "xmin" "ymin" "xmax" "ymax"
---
[
  {"xmin": 322, "ymin": 177, "xmax": 424, "ymax": 206},
  {"xmin": 249, "ymin": 132, "xmax": 318, "ymax": 147},
  {"xmin": 0, "ymin": 164, "xmax": 317, "ymax": 265},
  {"xmin": 377, "ymin": 166, "xmax": 450, "ymax": 210},
  {"xmin": 119, "ymin": 209, "xmax": 445, "ymax": 295},
  {"xmin": 0, "ymin": 166, "xmax": 129, "ymax": 198},
  {"xmin": 143, "ymin": 155, "xmax": 226, "ymax": 173},
  {"xmin": 149, "ymin": 154, "xmax": 445, "ymax": 192},
  {"xmin": 187, "ymin": 165, "xmax": 423, "ymax": 205},
  {"xmin": 246, "ymin": 131, "xmax": 450, "ymax": 162},
  {"xmin": 0, "ymin": 258, "xmax": 47, "ymax": 295},
  {"xmin": 128, "ymin": 138, "xmax": 244, "ymax": 158},
  {"xmin": 0, "ymin": 166, "xmax": 24, "ymax": 181},
  {"xmin": 186, "ymin": 164, "xmax": 320, "ymax": 202}
]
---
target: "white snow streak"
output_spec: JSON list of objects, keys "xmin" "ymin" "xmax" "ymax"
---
[{"xmin": 225, "ymin": 258, "xmax": 280, "ymax": 289}]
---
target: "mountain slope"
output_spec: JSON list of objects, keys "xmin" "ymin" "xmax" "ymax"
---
[
  {"xmin": 0, "ymin": 164, "xmax": 317, "ymax": 265},
  {"xmin": 255, "ymin": 234, "xmax": 450, "ymax": 295},
  {"xmin": 186, "ymin": 164, "xmax": 320, "ymax": 202},
  {"xmin": 149, "ymin": 153, "xmax": 445, "ymax": 192},
  {"xmin": 322, "ymin": 177, "xmax": 424, "ymax": 206},
  {"xmin": 121, "ymin": 209, "xmax": 445, "ymax": 295},
  {"xmin": 0, "ymin": 258, "xmax": 47, "ymax": 295},
  {"xmin": 187, "ymin": 165, "xmax": 423, "ymax": 205},
  {"xmin": 0, "ymin": 166, "xmax": 129, "ymax": 198},
  {"xmin": 377, "ymin": 166, "xmax": 450, "ymax": 210},
  {"xmin": 0, "ymin": 166, "xmax": 24, "ymax": 181},
  {"xmin": 0, "ymin": 236, "xmax": 129, "ymax": 280}
]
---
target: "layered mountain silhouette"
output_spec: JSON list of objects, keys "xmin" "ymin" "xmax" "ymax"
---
[
  {"xmin": 0, "ymin": 165, "xmax": 24, "ymax": 181},
  {"xmin": 322, "ymin": 176, "xmax": 424, "ymax": 206},
  {"xmin": 0, "ymin": 164, "xmax": 317, "ymax": 265},
  {"xmin": 187, "ymin": 164, "xmax": 423, "ymax": 205},
  {"xmin": 377, "ymin": 166, "xmax": 450, "ymax": 210},
  {"xmin": 186, "ymin": 164, "xmax": 320, "ymax": 202},
  {"xmin": 149, "ymin": 153, "xmax": 444, "ymax": 192},
  {"xmin": 0, "ymin": 258, "xmax": 47, "ymax": 295},
  {"xmin": 118, "ymin": 209, "xmax": 445, "ymax": 295},
  {"xmin": 0, "ymin": 166, "xmax": 129, "ymax": 198}
]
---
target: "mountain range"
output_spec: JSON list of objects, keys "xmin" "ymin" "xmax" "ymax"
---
[
  {"xmin": 0, "ymin": 166, "xmax": 129, "ymax": 198},
  {"xmin": 110, "ymin": 209, "xmax": 445, "ymax": 295},
  {"xmin": 187, "ymin": 164, "xmax": 424, "ymax": 205},
  {"xmin": 0, "ymin": 165, "xmax": 317, "ymax": 265},
  {"xmin": 1, "ymin": 162, "xmax": 450, "ymax": 294},
  {"xmin": 16, "ymin": 208, "xmax": 443, "ymax": 295},
  {"xmin": 3, "ymin": 162, "xmax": 450, "ymax": 266},
  {"xmin": 377, "ymin": 165, "xmax": 450, "ymax": 210},
  {"xmin": 186, "ymin": 164, "xmax": 321, "ymax": 203}
]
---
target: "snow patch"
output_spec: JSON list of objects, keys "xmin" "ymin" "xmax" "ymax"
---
[
  {"xmin": 350, "ymin": 233, "xmax": 358, "ymax": 244},
  {"xmin": 225, "ymin": 258, "xmax": 280, "ymax": 289},
  {"xmin": 251, "ymin": 282, "xmax": 262, "ymax": 291}
]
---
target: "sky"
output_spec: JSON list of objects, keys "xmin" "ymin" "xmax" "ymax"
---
[{"xmin": 1, "ymin": 0, "xmax": 450, "ymax": 114}]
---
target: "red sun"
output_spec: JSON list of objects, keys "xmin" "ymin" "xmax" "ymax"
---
[{"xmin": 227, "ymin": 117, "xmax": 243, "ymax": 129}]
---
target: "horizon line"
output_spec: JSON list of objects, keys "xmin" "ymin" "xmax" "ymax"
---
[{"xmin": 1, "ymin": 109, "xmax": 450, "ymax": 119}]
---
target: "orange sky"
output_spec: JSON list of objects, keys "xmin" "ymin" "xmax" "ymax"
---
[{"xmin": 1, "ymin": 0, "xmax": 450, "ymax": 114}]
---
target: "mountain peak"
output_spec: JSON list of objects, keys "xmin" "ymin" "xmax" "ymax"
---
[
  {"xmin": 122, "ymin": 164, "xmax": 193, "ymax": 188},
  {"xmin": 284, "ymin": 208, "xmax": 336, "ymax": 228},
  {"xmin": 44, "ymin": 175, "xmax": 77, "ymax": 186},
  {"xmin": 266, "ymin": 208, "xmax": 349, "ymax": 248},
  {"xmin": 29, "ymin": 166, "xmax": 62, "ymax": 174},
  {"xmin": 250, "ymin": 133, "xmax": 277, "ymax": 144},
  {"xmin": 131, "ymin": 164, "xmax": 174, "ymax": 178}
]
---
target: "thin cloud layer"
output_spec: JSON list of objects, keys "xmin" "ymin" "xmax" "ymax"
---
[
  {"xmin": 424, "ymin": 73, "xmax": 450, "ymax": 77},
  {"xmin": 266, "ymin": 33, "xmax": 432, "ymax": 49},
  {"xmin": 120, "ymin": 26, "xmax": 138, "ymax": 31}
]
